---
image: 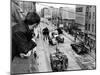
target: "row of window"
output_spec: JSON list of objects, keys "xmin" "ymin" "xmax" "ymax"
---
[
  {"xmin": 86, "ymin": 12, "xmax": 95, "ymax": 19},
  {"xmin": 85, "ymin": 23, "xmax": 95, "ymax": 33}
]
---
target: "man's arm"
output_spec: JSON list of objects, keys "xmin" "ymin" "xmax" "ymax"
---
[{"xmin": 13, "ymin": 32, "xmax": 37, "ymax": 54}]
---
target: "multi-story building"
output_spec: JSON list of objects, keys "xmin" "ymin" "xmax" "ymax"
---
[
  {"xmin": 75, "ymin": 5, "xmax": 87, "ymax": 32},
  {"xmin": 60, "ymin": 7, "xmax": 76, "ymax": 20},
  {"xmin": 19, "ymin": 1, "xmax": 36, "ymax": 14},
  {"xmin": 42, "ymin": 7, "xmax": 51, "ymax": 18},
  {"xmin": 76, "ymin": 5, "xmax": 96, "ymax": 53},
  {"xmin": 85, "ymin": 6, "xmax": 96, "ymax": 37},
  {"xmin": 51, "ymin": 7, "xmax": 59, "ymax": 25},
  {"xmin": 41, "ymin": 6, "xmax": 76, "ymax": 28},
  {"xmin": 41, "ymin": 7, "xmax": 53, "ymax": 19},
  {"xmin": 85, "ymin": 5, "xmax": 96, "ymax": 50},
  {"xmin": 59, "ymin": 7, "xmax": 75, "ymax": 29},
  {"xmin": 41, "ymin": 7, "xmax": 59, "ymax": 25}
]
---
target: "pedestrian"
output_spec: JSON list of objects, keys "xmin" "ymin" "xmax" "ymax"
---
[
  {"xmin": 42, "ymin": 27, "xmax": 49, "ymax": 41},
  {"xmin": 34, "ymin": 51, "xmax": 37, "ymax": 59},
  {"xmin": 12, "ymin": 12, "xmax": 40, "ymax": 61},
  {"xmin": 74, "ymin": 32, "xmax": 77, "ymax": 42},
  {"xmin": 57, "ymin": 28, "xmax": 63, "ymax": 35}
]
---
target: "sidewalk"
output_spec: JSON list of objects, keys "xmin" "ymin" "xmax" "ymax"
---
[{"xmin": 35, "ymin": 32, "xmax": 52, "ymax": 72}]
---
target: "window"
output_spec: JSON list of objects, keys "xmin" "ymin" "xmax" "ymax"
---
[
  {"xmin": 92, "ymin": 24, "xmax": 94, "ymax": 32},
  {"xmin": 93, "ymin": 12, "xmax": 95, "ymax": 19},
  {"xmin": 86, "ymin": 6, "xmax": 89, "ymax": 12},
  {"xmin": 85, "ymin": 24, "xmax": 88, "ymax": 30},
  {"xmin": 89, "ymin": 12, "xmax": 91, "ymax": 19},
  {"xmin": 88, "ymin": 24, "xmax": 90, "ymax": 31},
  {"xmin": 76, "ymin": 7, "xmax": 83, "ymax": 12}
]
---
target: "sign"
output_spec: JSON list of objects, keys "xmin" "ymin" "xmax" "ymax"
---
[
  {"xmin": 59, "ymin": 24, "xmax": 64, "ymax": 28},
  {"xmin": 76, "ymin": 7, "xmax": 83, "ymax": 12}
]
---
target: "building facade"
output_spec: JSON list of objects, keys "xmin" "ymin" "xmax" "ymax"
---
[
  {"xmin": 76, "ymin": 5, "xmax": 86, "ymax": 25},
  {"xmin": 75, "ymin": 5, "xmax": 87, "ymax": 32},
  {"xmin": 41, "ymin": 7, "xmax": 59, "ymax": 26},
  {"xmin": 59, "ymin": 7, "xmax": 75, "ymax": 30},
  {"xmin": 75, "ymin": 5, "xmax": 96, "ymax": 49},
  {"xmin": 19, "ymin": 1, "xmax": 36, "ymax": 15},
  {"xmin": 85, "ymin": 6, "xmax": 96, "ymax": 51},
  {"xmin": 85, "ymin": 6, "xmax": 96, "ymax": 36},
  {"xmin": 76, "ymin": 5, "xmax": 96, "ymax": 54},
  {"xmin": 59, "ymin": 7, "xmax": 76, "ymax": 20}
]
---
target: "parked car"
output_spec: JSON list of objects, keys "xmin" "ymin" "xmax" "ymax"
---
[
  {"xmin": 56, "ymin": 28, "xmax": 63, "ymax": 35},
  {"xmin": 56, "ymin": 36, "xmax": 64, "ymax": 43},
  {"xmin": 48, "ymin": 31, "xmax": 64, "ymax": 45},
  {"xmin": 48, "ymin": 36, "xmax": 57, "ymax": 46},
  {"xmin": 71, "ymin": 42, "xmax": 89, "ymax": 55},
  {"xmin": 50, "ymin": 50, "xmax": 68, "ymax": 72}
]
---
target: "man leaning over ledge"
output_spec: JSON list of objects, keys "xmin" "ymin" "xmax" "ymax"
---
[{"xmin": 11, "ymin": 1, "xmax": 40, "ymax": 73}]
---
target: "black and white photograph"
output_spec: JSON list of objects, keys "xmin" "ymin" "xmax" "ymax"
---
[{"xmin": 11, "ymin": 0, "xmax": 96, "ymax": 74}]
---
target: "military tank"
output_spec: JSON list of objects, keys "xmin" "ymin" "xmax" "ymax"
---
[{"xmin": 50, "ymin": 48, "xmax": 68, "ymax": 72}]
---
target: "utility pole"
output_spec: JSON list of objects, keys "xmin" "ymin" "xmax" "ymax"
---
[{"xmin": 32, "ymin": 2, "xmax": 36, "ymax": 12}]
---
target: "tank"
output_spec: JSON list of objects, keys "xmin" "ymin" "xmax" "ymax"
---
[{"xmin": 50, "ymin": 50, "xmax": 68, "ymax": 72}]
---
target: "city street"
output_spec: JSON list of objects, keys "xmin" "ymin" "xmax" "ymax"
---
[
  {"xmin": 35, "ymin": 19, "xmax": 95, "ymax": 72},
  {"xmin": 11, "ymin": 18, "xmax": 95, "ymax": 73},
  {"xmin": 35, "ymin": 30, "xmax": 81, "ymax": 72}
]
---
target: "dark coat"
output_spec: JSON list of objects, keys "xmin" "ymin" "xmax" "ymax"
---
[
  {"xmin": 12, "ymin": 22, "xmax": 37, "ymax": 61},
  {"xmin": 42, "ymin": 27, "xmax": 49, "ymax": 36},
  {"xmin": 57, "ymin": 28, "xmax": 63, "ymax": 34}
]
